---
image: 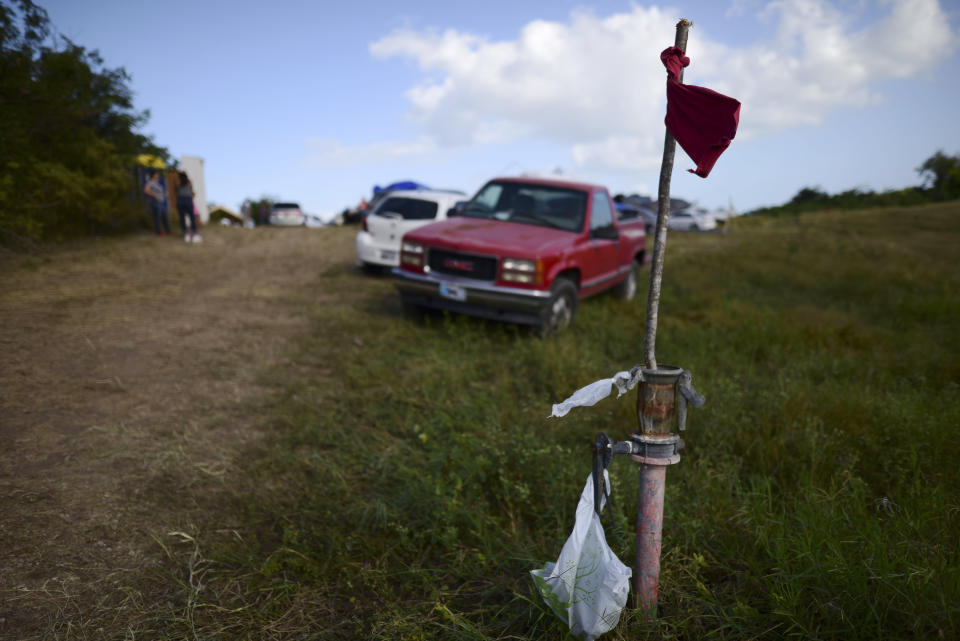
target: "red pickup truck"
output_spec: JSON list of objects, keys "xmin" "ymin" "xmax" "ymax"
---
[{"xmin": 392, "ymin": 176, "xmax": 647, "ymax": 333}]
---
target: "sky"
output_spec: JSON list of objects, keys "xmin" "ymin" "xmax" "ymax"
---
[{"xmin": 42, "ymin": 0, "xmax": 960, "ymax": 218}]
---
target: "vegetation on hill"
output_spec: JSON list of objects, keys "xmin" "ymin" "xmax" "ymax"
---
[
  {"xmin": 0, "ymin": 0, "xmax": 166, "ymax": 245},
  {"xmin": 240, "ymin": 196, "xmax": 278, "ymax": 223},
  {"xmin": 748, "ymin": 150, "xmax": 960, "ymax": 217}
]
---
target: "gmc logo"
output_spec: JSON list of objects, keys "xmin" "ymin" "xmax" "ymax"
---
[{"xmin": 444, "ymin": 258, "xmax": 474, "ymax": 271}]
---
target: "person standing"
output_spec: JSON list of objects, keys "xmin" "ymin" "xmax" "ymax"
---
[
  {"xmin": 176, "ymin": 171, "xmax": 199, "ymax": 242},
  {"xmin": 144, "ymin": 171, "xmax": 169, "ymax": 236},
  {"xmin": 191, "ymin": 198, "xmax": 203, "ymax": 243}
]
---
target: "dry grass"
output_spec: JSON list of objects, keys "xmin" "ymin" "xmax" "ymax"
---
[{"xmin": 0, "ymin": 224, "xmax": 359, "ymax": 638}]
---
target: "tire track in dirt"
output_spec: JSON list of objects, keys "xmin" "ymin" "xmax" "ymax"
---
[{"xmin": 0, "ymin": 225, "xmax": 358, "ymax": 636}]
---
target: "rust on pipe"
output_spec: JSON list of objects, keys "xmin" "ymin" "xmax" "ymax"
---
[
  {"xmin": 637, "ymin": 365, "xmax": 684, "ymax": 434},
  {"xmin": 635, "ymin": 463, "xmax": 667, "ymax": 615},
  {"xmin": 638, "ymin": 382, "xmax": 677, "ymax": 433}
]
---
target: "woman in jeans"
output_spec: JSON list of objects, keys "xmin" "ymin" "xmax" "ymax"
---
[
  {"xmin": 144, "ymin": 171, "xmax": 169, "ymax": 235},
  {"xmin": 176, "ymin": 171, "xmax": 201, "ymax": 243}
]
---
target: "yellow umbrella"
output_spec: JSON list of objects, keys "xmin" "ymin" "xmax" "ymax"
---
[{"xmin": 136, "ymin": 154, "xmax": 166, "ymax": 169}]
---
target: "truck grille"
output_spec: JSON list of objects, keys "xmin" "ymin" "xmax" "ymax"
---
[{"xmin": 427, "ymin": 249, "xmax": 497, "ymax": 281}]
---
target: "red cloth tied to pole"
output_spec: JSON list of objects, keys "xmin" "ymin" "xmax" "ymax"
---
[{"xmin": 661, "ymin": 46, "xmax": 740, "ymax": 178}]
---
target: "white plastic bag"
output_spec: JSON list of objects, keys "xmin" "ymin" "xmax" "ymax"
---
[{"xmin": 530, "ymin": 472, "xmax": 632, "ymax": 640}]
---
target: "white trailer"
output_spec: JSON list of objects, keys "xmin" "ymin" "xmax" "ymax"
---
[{"xmin": 180, "ymin": 155, "xmax": 208, "ymax": 223}]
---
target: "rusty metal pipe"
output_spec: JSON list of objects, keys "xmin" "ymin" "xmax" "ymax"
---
[
  {"xmin": 632, "ymin": 365, "xmax": 684, "ymax": 616},
  {"xmin": 632, "ymin": 453, "xmax": 670, "ymax": 619},
  {"xmin": 635, "ymin": 463, "xmax": 666, "ymax": 615}
]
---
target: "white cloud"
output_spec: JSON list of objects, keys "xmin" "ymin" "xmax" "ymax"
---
[
  {"xmin": 370, "ymin": 8, "xmax": 678, "ymax": 147},
  {"xmin": 325, "ymin": 1, "xmax": 956, "ymax": 175},
  {"xmin": 303, "ymin": 136, "xmax": 442, "ymax": 169},
  {"xmin": 723, "ymin": 0, "xmax": 957, "ymax": 136},
  {"xmin": 572, "ymin": 135, "xmax": 664, "ymax": 172}
]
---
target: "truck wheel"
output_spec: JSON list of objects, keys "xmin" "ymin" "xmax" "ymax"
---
[
  {"xmin": 539, "ymin": 279, "xmax": 578, "ymax": 336},
  {"xmin": 612, "ymin": 260, "xmax": 640, "ymax": 300}
]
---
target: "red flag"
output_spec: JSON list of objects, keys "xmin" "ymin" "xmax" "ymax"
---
[{"xmin": 661, "ymin": 46, "xmax": 740, "ymax": 178}]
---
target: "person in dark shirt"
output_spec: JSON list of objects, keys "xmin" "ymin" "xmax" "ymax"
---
[
  {"xmin": 176, "ymin": 171, "xmax": 199, "ymax": 242},
  {"xmin": 144, "ymin": 171, "xmax": 169, "ymax": 236}
]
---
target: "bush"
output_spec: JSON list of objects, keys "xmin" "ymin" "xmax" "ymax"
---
[{"xmin": 749, "ymin": 151, "xmax": 960, "ymax": 217}]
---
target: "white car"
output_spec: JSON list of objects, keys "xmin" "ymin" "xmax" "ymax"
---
[
  {"xmin": 667, "ymin": 207, "xmax": 717, "ymax": 232},
  {"xmin": 269, "ymin": 202, "xmax": 305, "ymax": 226},
  {"xmin": 304, "ymin": 212, "xmax": 327, "ymax": 228},
  {"xmin": 355, "ymin": 189, "xmax": 465, "ymax": 270}
]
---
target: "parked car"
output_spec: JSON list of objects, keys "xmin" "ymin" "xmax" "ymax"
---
[
  {"xmin": 269, "ymin": 202, "xmax": 305, "ymax": 226},
  {"xmin": 340, "ymin": 180, "xmax": 435, "ymax": 225},
  {"xmin": 693, "ymin": 208, "xmax": 720, "ymax": 230},
  {"xmin": 615, "ymin": 193, "xmax": 668, "ymax": 233},
  {"xmin": 369, "ymin": 180, "xmax": 431, "ymax": 210},
  {"xmin": 667, "ymin": 206, "xmax": 717, "ymax": 232},
  {"xmin": 392, "ymin": 176, "xmax": 647, "ymax": 333},
  {"xmin": 304, "ymin": 212, "xmax": 327, "ymax": 228},
  {"xmin": 355, "ymin": 189, "xmax": 466, "ymax": 271},
  {"xmin": 615, "ymin": 202, "xmax": 657, "ymax": 233}
]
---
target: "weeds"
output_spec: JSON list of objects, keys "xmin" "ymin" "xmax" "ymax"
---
[
  {"xmin": 183, "ymin": 204, "xmax": 959, "ymax": 639},
  {"xmin": 10, "ymin": 203, "xmax": 960, "ymax": 639}
]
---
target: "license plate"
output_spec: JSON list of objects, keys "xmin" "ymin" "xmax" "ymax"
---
[
  {"xmin": 439, "ymin": 282, "xmax": 467, "ymax": 302},
  {"xmin": 380, "ymin": 250, "xmax": 397, "ymax": 261}
]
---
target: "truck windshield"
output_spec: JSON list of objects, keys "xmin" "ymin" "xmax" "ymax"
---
[{"xmin": 461, "ymin": 182, "xmax": 586, "ymax": 232}]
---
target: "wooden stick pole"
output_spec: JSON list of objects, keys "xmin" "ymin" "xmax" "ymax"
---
[{"xmin": 643, "ymin": 18, "xmax": 691, "ymax": 370}]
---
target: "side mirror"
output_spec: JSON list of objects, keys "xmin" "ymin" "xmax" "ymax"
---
[{"xmin": 447, "ymin": 200, "xmax": 467, "ymax": 217}]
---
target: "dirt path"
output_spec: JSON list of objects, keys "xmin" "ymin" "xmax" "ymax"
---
[{"xmin": 0, "ymin": 225, "xmax": 357, "ymax": 637}]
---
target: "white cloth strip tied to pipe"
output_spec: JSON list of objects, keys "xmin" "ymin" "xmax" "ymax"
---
[
  {"xmin": 549, "ymin": 366, "xmax": 705, "ymax": 423},
  {"xmin": 549, "ymin": 367, "xmax": 643, "ymax": 419}
]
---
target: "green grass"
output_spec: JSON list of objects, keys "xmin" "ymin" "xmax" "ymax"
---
[{"xmin": 144, "ymin": 203, "xmax": 959, "ymax": 639}]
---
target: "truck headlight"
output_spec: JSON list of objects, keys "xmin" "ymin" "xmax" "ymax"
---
[
  {"xmin": 401, "ymin": 241, "xmax": 424, "ymax": 267},
  {"xmin": 503, "ymin": 258, "xmax": 535, "ymax": 272},
  {"xmin": 502, "ymin": 257, "xmax": 544, "ymax": 284}
]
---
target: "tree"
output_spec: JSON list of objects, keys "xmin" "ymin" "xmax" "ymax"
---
[
  {"xmin": 0, "ymin": 0, "xmax": 167, "ymax": 244},
  {"xmin": 788, "ymin": 187, "xmax": 828, "ymax": 206},
  {"xmin": 241, "ymin": 196, "xmax": 279, "ymax": 225},
  {"xmin": 916, "ymin": 150, "xmax": 960, "ymax": 201}
]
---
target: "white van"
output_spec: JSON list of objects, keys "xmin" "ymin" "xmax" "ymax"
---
[{"xmin": 355, "ymin": 189, "xmax": 465, "ymax": 270}]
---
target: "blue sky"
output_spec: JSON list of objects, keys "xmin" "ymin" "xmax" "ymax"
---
[{"xmin": 44, "ymin": 0, "xmax": 960, "ymax": 217}]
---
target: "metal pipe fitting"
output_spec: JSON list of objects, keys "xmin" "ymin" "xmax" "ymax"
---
[
  {"xmin": 629, "ymin": 432, "xmax": 683, "ymax": 466},
  {"xmin": 636, "ymin": 365, "xmax": 685, "ymax": 435}
]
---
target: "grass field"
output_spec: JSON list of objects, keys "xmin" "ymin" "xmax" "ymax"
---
[{"xmin": 6, "ymin": 202, "xmax": 960, "ymax": 639}]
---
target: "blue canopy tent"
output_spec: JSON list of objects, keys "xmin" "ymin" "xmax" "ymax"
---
[
  {"xmin": 372, "ymin": 180, "xmax": 430, "ymax": 195},
  {"xmin": 359, "ymin": 180, "xmax": 431, "ymax": 221}
]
